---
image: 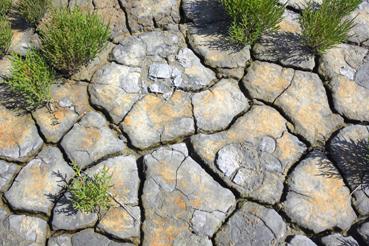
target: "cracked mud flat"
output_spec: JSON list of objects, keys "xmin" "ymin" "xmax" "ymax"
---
[{"xmin": 0, "ymin": 0, "xmax": 369, "ymax": 245}]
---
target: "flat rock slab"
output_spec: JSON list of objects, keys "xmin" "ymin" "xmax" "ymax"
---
[
  {"xmin": 348, "ymin": 1, "xmax": 369, "ymax": 47},
  {"xmin": 142, "ymin": 144, "xmax": 236, "ymax": 245},
  {"xmin": 61, "ymin": 111, "xmax": 125, "ymax": 169},
  {"xmin": 119, "ymin": 0, "xmax": 180, "ymax": 32},
  {"xmin": 0, "ymin": 214, "xmax": 48, "ymax": 245},
  {"xmin": 279, "ymin": 0, "xmax": 322, "ymax": 10},
  {"xmin": 121, "ymin": 91, "xmax": 195, "ymax": 149},
  {"xmin": 49, "ymin": 229, "xmax": 134, "ymax": 246},
  {"xmin": 320, "ymin": 233, "xmax": 359, "ymax": 246},
  {"xmin": 191, "ymin": 105, "xmax": 306, "ymax": 204},
  {"xmin": 283, "ymin": 151, "xmax": 357, "ymax": 233},
  {"xmin": 192, "ymin": 79, "xmax": 249, "ymax": 132},
  {"xmin": 0, "ymin": 160, "xmax": 20, "ymax": 192},
  {"xmin": 215, "ymin": 202, "xmax": 286, "ymax": 246},
  {"xmin": 288, "ymin": 235, "xmax": 317, "ymax": 246},
  {"xmin": 329, "ymin": 125, "xmax": 369, "ymax": 216},
  {"xmin": 357, "ymin": 221, "xmax": 369, "ymax": 244},
  {"xmin": 274, "ymin": 70, "xmax": 344, "ymax": 144},
  {"xmin": 0, "ymin": 106, "xmax": 43, "ymax": 162},
  {"xmin": 5, "ymin": 146, "xmax": 74, "ymax": 216},
  {"xmin": 52, "ymin": 192, "xmax": 98, "ymax": 231}
]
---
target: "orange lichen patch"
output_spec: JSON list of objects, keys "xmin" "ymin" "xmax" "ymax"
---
[
  {"xmin": 278, "ymin": 20, "xmax": 301, "ymax": 33},
  {"xmin": 80, "ymin": 128, "xmax": 101, "ymax": 148},
  {"xmin": 0, "ymin": 109, "xmax": 33, "ymax": 149},
  {"xmin": 100, "ymin": 207, "xmax": 132, "ymax": 232},
  {"xmin": 335, "ymin": 76, "xmax": 358, "ymax": 100},
  {"xmin": 22, "ymin": 161, "xmax": 50, "ymax": 200},
  {"xmin": 148, "ymin": 218, "xmax": 188, "ymax": 246},
  {"xmin": 276, "ymin": 132, "xmax": 301, "ymax": 171}
]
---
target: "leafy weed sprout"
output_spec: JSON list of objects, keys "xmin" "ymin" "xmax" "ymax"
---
[
  {"xmin": 300, "ymin": 0, "xmax": 361, "ymax": 54},
  {"xmin": 220, "ymin": 0, "xmax": 285, "ymax": 45},
  {"xmin": 18, "ymin": 0, "xmax": 50, "ymax": 25},
  {"xmin": 39, "ymin": 8, "xmax": 110, "ymax": 75},
  {"xmin": 0, "ymin": 17, "xmax": 12, "ymax": 57},
  {"xmin": 0, "ymin": 0, "xmax": 12, "ymax": 16},
  {"xmin": 69, "ymin": 162, "xmax": 113, "ymax": 213},
  {"xmin": 7, "ymin": 49, "xmax": 54, "ymax": 109}
]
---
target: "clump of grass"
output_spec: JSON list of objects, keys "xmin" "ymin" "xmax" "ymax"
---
[
  {"xmin": 0, "ymin": 0, "xmax": 12, "ymax": 16},
  {"xmin": 220, "ymin": 0, "xmax": 285, "ymax": 45},
  {"xmin": 39, "ymin": 8, "xmax": 110, "ymax": 75},
  {"xmin": 7, "ymin": 49, "xmax": 54, "ymax": 109},
  {"xmin": 0, "ymin": 17, "xmax": 12, "ymax": 57},
  {"xmin": 69, "ymin": 162, "xmax": 113, "ymax": 213},
  {"xmin": 300, "ymin": 0, "xmax": 361, "ymax": 54},
  {"xmin": 18, "ymin": 0, "xmax": 50, "ymax": 25}
]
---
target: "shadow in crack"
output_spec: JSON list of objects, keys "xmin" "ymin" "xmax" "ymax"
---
[
  {"xmin": 328, "ymin": 138, "xmax": 369, "ymax": 191},
  {"xmin": 254, "ymin": 32, "xmax": 314, "ymax": 66},
  {"xmin": 53, "ymin": 192, "xmax": 78, "ymax": 216}
]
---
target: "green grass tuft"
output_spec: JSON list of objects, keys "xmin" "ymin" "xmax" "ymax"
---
[
  {"xmin": 7, "ymin": 49, "xmax": 54, "ymax": 109},
  {"xmin": 220, "ymin": 0, "xmax": 285, "ymax": 45},
  {"xmin": 39, "ymin": 8, "xmax": 110, "ymax": 75},
  {"xmin": 300, "ymin": 0, "xmax": 361, "ymax": 54},
  {"xmin": 18, "ymin": 0, "xmax": 50, "ymax": 25},
  {"xmin": 0, "ymin": 17, "xmax": 12, "ymax": 57},
  {"xmin": 0, "ymin": 0, "xmax": 12, "ymax": 16},
  {"xmin": 69, "ymin": 162, "xmax": 113, "ymax": 213}
]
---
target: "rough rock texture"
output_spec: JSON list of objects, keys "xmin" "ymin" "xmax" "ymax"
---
[
  {"xmin": 0, "ymin": 214, "xmax": 48, "ymax": 245},
  {"xmin": 120, "ymin": 0, "xmax": 180, "ymax": 32},
  {"xmin": 71, "ymin": 229, "xmax": 134, "ymax": 246},
  {"xmin": 52, "ymin": 192, "xmax": 98, "ymax": 231},
  {"xmin": 279, "ymin": 0, "xmax": 322, "ymax": 10},
  {"xmin": 320, "ymin": 233, "xmax": 359, "ymax": 246},
  {"xmin": 8, "ymin": 26, "xmax": 40, "ymax": 56},
  {"xmin": 283, "ymin": 151, "xmax": 357, "ymax": 233},
  {"xmin": 0, "ymin": 106, "xmax": 43, "ymax": 162},
  {"xmin": 121, "ymin": 91, "xmax": 195, "ymax": 149},
  {"xmin": 5, "ymin": 146, "xmax": 74, "ymax": 216},
  {"xmin": 61, "ymin": 112, "xmax": 125, "ymax": 168},
  {"xmin": 288, "ymin": 235, "xmax": 317, "ymax": 246},
  {"xmin": 215, "ymin": 202, "xmax": 286, "ymax": 246},
  {"xmin": 191, "ymin": 105, "xmax": 306, "ymax": 204},
  {"xmin": 0, "ymin": 160, "xmax": 20, "ymax": 192},
  {"xmin": 329, "ymin": 125, "xmax": 369, "ymax": 216},
  {"xmin": 142, "ymin": 144, "xmax": 236, "ymax": 245},
  {"xmin": 274, "ymin": 70, "xmax": 344, "ymax": 144},
  {"xmin": 192, "ymin": 79, "xmax": 249, "ymax": 132}
]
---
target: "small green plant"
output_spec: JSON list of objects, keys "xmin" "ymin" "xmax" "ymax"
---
[
  {"xmin": 18, "ymin": 0, "xmax": 50, "ymax": 25},
  {"xmin": 0, "ymin": 0, "xmax": 12, "ymax": 16},
  {"xmin": 300, "ymin": 0, "xmax": 361, "ymax": 54},
  {"xmin": 220, "ymin": 0, "xmax": 285, "ymax": 45},
  {"xmin": 0, "ymin": 17, "xmax": 12, "ymax": 57},
  {"xmin": 69, "ymin": 162, "xmax": 113, "ymax": 213},
  {"xmin": 7, "ymin": 49, "xmax": 54, "ymax": 109},
  {"xmin": 39, "ymin": 8, "xmax": 110, "ymax": 75}
]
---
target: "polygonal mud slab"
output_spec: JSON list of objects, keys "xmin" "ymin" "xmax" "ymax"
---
[
  {"xmin": 119, "ymin": 0, "xmax": 181, "ymax": 32},
  {"xmin": 287, "ymin": 235, "xmax": 317, "ymax": 246},
  {"xmin": 192, "ymin": 78, "xmax": 249, "ymax": 132},
  {"xmin": 191, "ymin": 105, "xmax": 306, "ymax": 204},
  {"xmin": 283, "ymin": 151, "xmax": 357, "ymax": 233},
  {"xmin": 320, "ymin": 233, "xmax": 359, "ymax": 246},
  {"xmin": 0, "ymin": 214, "xmax": 48, "ymax": 245},
  {"xmin": 5, "ymin": 146, "xmax": 74, "ymax": 216},
  {"xmin": 0, "ymin": 160, "xmax": 20, "ymax": 192},
  {"xmin": 357, "ymin": 221, "xmax": 369, "ymax": 245},
  {"xmin": 121, "ymin": 91, "xmax": 195, "ymax": 149},
  {"xmin": 61, "ymin": 112, "xmax": 125, "ymax": 169},
  {"xmin": 215, "ymin": 202, "xmax": 286, "ymax": 246},
  {"xmin": 329, "ymin": 125, "xmax": 369, "ymax": 216},
  {"xmin": 0, "ymin": 106, "xmax": 43, "ymax": 162},
  {"xmin": 142, "ymin": 144, "xmax": 236, "ymax": 245}
]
